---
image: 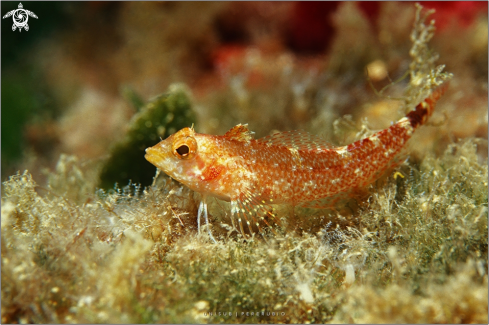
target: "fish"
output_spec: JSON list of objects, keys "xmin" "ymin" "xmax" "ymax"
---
[{"xmin": 145, "ymin": 83, "xmax": 448, "ymax": 242}]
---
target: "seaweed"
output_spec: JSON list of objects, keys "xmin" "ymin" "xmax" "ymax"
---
[
  {"xmin": 2, "ymin": 136, "xmax": 487, "ymax": 323},
  {"xmin": 98, "ymin": 84, "xmax": 196, "ymax": 190}
]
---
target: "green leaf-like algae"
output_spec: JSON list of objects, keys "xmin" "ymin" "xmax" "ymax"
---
[{"xmin": 99, "ymin": 83, "xmax": 196, "ymax": 190}]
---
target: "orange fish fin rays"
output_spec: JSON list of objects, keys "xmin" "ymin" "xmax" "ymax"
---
[
  {"xmin": 230, "ymin": 186, "xmax": 282, "ymax": 238},
  {"xmin": 224, "ymin": 124, "xmax": 255, "ymax": 142},
  {"xmin": 258, "ymin": 130, "xmax": 336, "ymax": 151}
]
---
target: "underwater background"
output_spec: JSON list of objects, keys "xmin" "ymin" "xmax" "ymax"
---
[{"xmin": 1, "ymin": 2, "xmax": 488, "ymax": 323}]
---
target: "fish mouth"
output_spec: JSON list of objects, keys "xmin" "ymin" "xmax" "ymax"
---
[
  {"xmin": 145, "ymin": 146, "xmax": 175, "ymax": 176},
  {"xmin": 144, "ymin": 147, "xmax": 162, "ymax": 166}
]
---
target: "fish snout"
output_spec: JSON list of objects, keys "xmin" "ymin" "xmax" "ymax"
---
[{"xmin": 144, "ymin": 146, "xmax": 162, "ymax": 165}]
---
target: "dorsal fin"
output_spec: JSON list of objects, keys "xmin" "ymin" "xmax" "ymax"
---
[
  {"xmin": 224, "ymin": 124, "xmax": 255, "ymax": 142},
  {"xmin": 257, "ymin": 130, "xmax": 336, "ymax": 151}
]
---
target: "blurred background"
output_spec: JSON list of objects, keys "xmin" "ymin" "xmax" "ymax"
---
[{"xmin": 2, "ymin": 1, "xmax": 487, "ymax": 188}]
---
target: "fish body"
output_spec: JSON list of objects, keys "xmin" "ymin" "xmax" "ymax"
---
[{"xmin": 145, "ymin": 84, "xmax": 448, "ymax": 240}]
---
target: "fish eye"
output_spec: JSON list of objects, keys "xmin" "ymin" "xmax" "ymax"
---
[
  {"xmin": 172, "ymin": 136, "xmax": 197, "ymax": 160},
  {"xmin": 176, "ymin": 145, "xmax": 189, "ymax": 156}
]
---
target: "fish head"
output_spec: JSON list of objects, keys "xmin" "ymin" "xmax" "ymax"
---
[
  {"xmin": 146, "ymin": 126, "xmax": 247, "ymax": 201},
  {"xmin": 145, "ymin": 127, "xmax": 200, "ymax": 182}
]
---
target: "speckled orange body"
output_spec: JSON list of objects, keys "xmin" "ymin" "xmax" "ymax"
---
[{"xmin": 145, "ymin": 84, "xmax": 447, "ymax": 238}]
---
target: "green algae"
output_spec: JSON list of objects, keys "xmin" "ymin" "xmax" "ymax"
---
[
  {"xmin": 98, "ymin": 84, "xmax": 196, "ymax": 190},
  {"xmin": 2, "ymin": 138, "xmax": 487, "ymax": 323}
]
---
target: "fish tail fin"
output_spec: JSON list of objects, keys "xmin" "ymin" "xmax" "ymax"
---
[{"xmin": 405, "ymin": 82, "xmax": 449, "ymax": 129}]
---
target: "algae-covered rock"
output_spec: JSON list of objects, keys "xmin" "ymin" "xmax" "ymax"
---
[{"xmin": 99, "ymin": 84, "xmax": 196, "ymax": 190}]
